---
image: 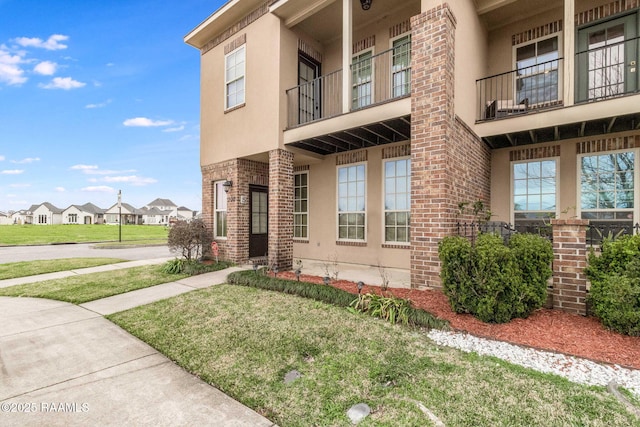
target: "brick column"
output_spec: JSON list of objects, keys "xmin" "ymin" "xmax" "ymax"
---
[
  {"xmin": 551, "ymin": 219, "xmax": 588, "ymax": 315},
  {"xmin": 410, "ymin": 5, "xmax": 457, "ymax": 288},
  {"xmin": 268, "ymin": 149, "xmax": 294, "ymax": 270}
]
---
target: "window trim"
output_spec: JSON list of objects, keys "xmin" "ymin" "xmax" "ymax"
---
[
  {"xmin": 382, "ymin": 156, "xmax": 411, "ymax": 245},
  {"xmin": 213, "ymin": 180, "xmax": 228, "ymax": 239},
  {"xmin": 389, "ymin": 32, "xmax": 412, "ymax": 98},
  {"xmin": 512, "ymin": 32, "xmax": 563, "ymax": 106},
  {"xmin": 336, "ymin": 162, "xmax": 367, "ymax": 242},
  {"xmin": 576, "ymin": 148, "xmax": 639, "ymax": 222},
  {"xmin": 224, "ymin": 45, "xmax": 246, "ymax": 111},
  {"xmin": 510, "ymin": 156, "xmax": 560, "ymax": 225},
  {"xmin": 294, "ymin": 171, "xmax": 309, "ymax": 241},
  {"xmin": 351, "ymin": 47, "xmax": 375, "ymax": 109}
]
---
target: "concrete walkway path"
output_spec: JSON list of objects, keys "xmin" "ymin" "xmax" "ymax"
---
[{"xmin": 0, "ymin": 264, "xmax": 276, "ymax": 427}]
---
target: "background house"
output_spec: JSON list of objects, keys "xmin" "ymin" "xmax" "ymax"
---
[
  {"xmin": 62, "ymin": 203, "xmax": 105, "ymax": 225},
  {"xmin": 105, "ymin": 203, "xmax": 142, "ymax": 225},
  {"xmin": 32, "ymin": 202, "xmax": 63, "ymax": 225},
  {"xmin": 10, "ymin": 209, "xmax": 33, "ymax": 225}
]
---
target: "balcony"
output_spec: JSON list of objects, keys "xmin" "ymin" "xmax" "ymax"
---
[
  {"xmin": 286, "ymin": 41, "xmax": 411, "ymax": 129},
  {"xmin": 476, "ymin": 58, "xmax": 564, "ymax": 122}
]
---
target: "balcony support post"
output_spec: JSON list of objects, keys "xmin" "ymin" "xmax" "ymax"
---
[
  {"xmin": 342, "ymin": 0, "xmax": 352, "ymax": 114},
  {"xmin": 563, "ymin": 0, "xmax": 575, "ymax": 106}
]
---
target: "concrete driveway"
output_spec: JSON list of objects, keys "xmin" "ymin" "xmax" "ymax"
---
[{"xmin": 0, "ymin": 297, "xmax": 275, "ymax": 427}]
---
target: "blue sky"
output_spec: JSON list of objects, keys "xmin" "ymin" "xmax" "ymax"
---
[{"xmin": 0, "ymin": 0, "xmax": 225, "ymax": 213}]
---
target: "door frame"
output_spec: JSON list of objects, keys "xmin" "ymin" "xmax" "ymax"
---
[{"xmin": 249, "ymin": 185, "xmax": 268, "ymax": 258}]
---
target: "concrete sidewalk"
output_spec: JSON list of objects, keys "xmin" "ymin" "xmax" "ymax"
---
[{"xmin": 0, "ymin": 265, "xmax": 275, "ymax": 427}]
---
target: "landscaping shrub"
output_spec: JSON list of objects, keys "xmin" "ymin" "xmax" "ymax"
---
[
  {"xmin": 227, "ymin": 270, "xmax": 449, "ymax": 330},
  {"xmin": 162, "ymin": 258, "xmax": 185, "ymax": 274},
  {"xmin": 350, "ymin": 293, "xmax": 411, "ymax": 325},
  {"xmin": 167, "ymin": 219, "xmax": 212, "ymax": 261},
  {"xmin": 439, "ymin": 233, "xmax": 552, "ymax": 323},
  {"xmin": 585, "ymin": 234, "xmax": 640, "ymax": 336},
  {"xmin": 161, "ymin": 258, "xmax": 231, "ymax": 275}
]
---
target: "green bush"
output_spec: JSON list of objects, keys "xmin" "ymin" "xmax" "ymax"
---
[
  {"xmin": 162, "ymin": 258, "xmax": 185, "ymax": 274},
  {"xmin": 350, "ymin": 293, "xmax": 411, "ymax": 325},
  {"xmin": 585, "ymin": 235, "xmax": 640, "ymax": 336},
  {"xmin": 161, "ymin": 258, "xmax": 232, "ymax": 276},
  {"xmin": 227, "ymin": 270, "xmax": 449, "ymax": 330},
  {"xmin": 439, "ymin": 233, "xmax": 552, "ymax": 323}
]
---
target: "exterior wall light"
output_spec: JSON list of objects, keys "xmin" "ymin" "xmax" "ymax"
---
[
  {"xmin": 360, "ymin": 0, "xmax": 372, "ymax": 10},
  {"xmin": 222, "ymin": 180, "xmax": 233, "ymax": 193}
]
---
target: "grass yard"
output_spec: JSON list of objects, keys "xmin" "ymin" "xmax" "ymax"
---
[
  {"xmin": 108, "ymin": 285, "xmax": 639, "ymax": 427},
  {"xmin": 0, "ymin": 224, "xmax": 168, "ymax": 246},
  {"xmin": 0, "ymin": 258, "xmax": 125, "ymax": 280},
  {"xmin": 0, "ymin": 265, "xmax": 187, "ymax": 304}
]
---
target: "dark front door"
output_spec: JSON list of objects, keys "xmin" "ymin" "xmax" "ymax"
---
[
  {"xmin": 249, "ymin": 186, "xmax": 268, "ymax": 258},
  {"xmin": 298, "ymin": 54, "xmax": 321, "ymax": 124}
]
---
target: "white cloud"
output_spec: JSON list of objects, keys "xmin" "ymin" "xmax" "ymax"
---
[
  {"xmin": 55, "ymin": 186, "xmax": 65, "ymax": 192},
  {"xmin": 9, "ymin": 200, "xmax": 28, "ymax": 206},
  {"xmin": 39, "ymin": 76, "xmax": 85, "ymax": 90},
  {"xmin": 85, "ymin": 99, "xmax": 111, "ymax": 109},
  {"xmin": 102, "ymin": 175, "xmax": 158, "ymax": 186},
  {"xmin": 14, "ymin": 34, "xmax": 69, "ymax": 51},
  {"xmin": 81, "ymin": 186, "xmax": 114, "ymax": 193},
  {"xmin": 1, "ymin": 169, "xmax": 24, "ymax": 174},
  {"xmin": 0, "ymin": 46, "xmax": 27, "ymax": 85},
  {"xmin": 33, "ymin": 61, "xmax": 57, "ymax": 75},
  {"xmin": 9, "ymin": 183, "xmax": 30, "ymax": 188},
  {"xmin": 0, "ymin": 155, "xmax": 4, "ymax": 161},
  {"xmin": 123, "ymin": 117, "xmax": 174, "ymax": 127},
  {"xmin": 11, "ymin": 157, "xmax": 40, "ymax": 164},
  {"xmin": 163, "ymin": 125, "xmax": 184, "ymax": 133},
  {"xmin": 70, "ymin": 164, "xmax": 98, "ymax": 171}
]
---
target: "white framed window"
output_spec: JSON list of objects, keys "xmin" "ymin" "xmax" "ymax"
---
[
  {"xmin": 337, "ymin": 163, "xmax": 366, "ymax": 241},
  {"xmin": 391, "ymin": 33, "xmax": 411, "ymax": 98},
  {"xmin": 38, "ymin": 214, "xmax": 47, "ymax": 224},
  {"xmin": 579, "ymin": 150, "xmax": 636, "ymax": 222},
  {"xmin": 352, "ymin": 48, "xmax": 373, "ymax": 109},
  {"xmin": 513, "ymin": 33, "xmax": 562, "ymax": 106},
  {"xmin": 69, "ymin": 213, "xmax": 78, "ymax": 223},
  {"xmin": 214, "ymin": 181, "xmax": 228, "ymax": 238},
  {"xmin": 384, "ymin": 157, "xmax": 410, "ymax": 243},
  {"xmin": 512, "ymin": 159, "xmax": 558, "ymax": 224},
  {"xmin": 225, "ymin": 45, "xmax": 245, "ymax": 110},
  {"xmin": 294, "ymin": 172, "xmax": 308, "ymax": 239}
]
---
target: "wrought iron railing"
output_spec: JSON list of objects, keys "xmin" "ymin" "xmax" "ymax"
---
[
  {"xmin": 476, "ymin": 58, "xmax": 563, "ymax": 121},
  {"xmin": 285, "ymin": 41, "xmax": 411, "ymax": 128},
  {"xmin": 575, "ymin": 36, "xmax": 640, "ymax": 103},
  {"xmin": 586, "ymin": 221, "xmax": 640, "ymax": 246},
  {"xmin": 456, "ymin": 220, "xmax": 553, "ymax": 243}
]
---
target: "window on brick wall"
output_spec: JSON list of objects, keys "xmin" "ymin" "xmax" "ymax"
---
[
  {"xmin": 514, "ymin": 34, "xmax": 561, "ymax": 105},
  {"xmin": 337, "ymin": 164, "xmax": 366, "ymax": 241},
  {"xmin": 391, "ymin": 34, "xmax": 411, "ymax": 98},
  {"xmin": 214, "ymin": 181, "xmax": 228, "ymax": 238},
  {"xmin": 294, "ymin": 172, "xmax": 308, "ymax": 239},
  {"xmin": 225, "ymin": 45, "xmax": 245, "ymax": 110},
  {"xmin": 579, "ymin": 150, "xmax": 635, "ymax": 223},
  {"xmin": 384, "ymin": 157, "xmax": 410, "ymax": 243},
  {"xmin": 512, "ymin": 159, "xmax": 557, "ymax": 225}
]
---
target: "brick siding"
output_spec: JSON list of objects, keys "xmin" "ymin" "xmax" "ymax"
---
[{"xmin": 551, "ymin": 219, "xmax": 589, "ymax": 315}]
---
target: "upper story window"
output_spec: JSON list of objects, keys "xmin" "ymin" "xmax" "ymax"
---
[
  {"xmin": 514, "ymin": 34, "xmax": 561, "ymax": 105},
  {"xmin": 580, "ymin": 151, "xmax": 635, "ymax": 222},
  {"xmin": 337, "ymin": 164, "xmax": 366, "ymax": 241},
  {"xmin": 384, "ymin": 158, "xmax": 410, "ymax": 243},
  {"xmin": 512, "ymin": 159, "xmax": 557, "ymax": 225},
  {"xmin": 294, "ymin": 172, "xmax": 309, "ymax": 239},
  {"xmin": 391, "ymin": 34, "xmax": 411, "ymax": 98},
  {"xmin": 225, "ymin": 46, "xmax": 245, "ymax": 110},
  {"xmin": 352, "ymin": 49, "xmax": 373, "ymax": 109},
  {"xmin": 214, "ymin": 181, "xmax": 228, "ymax": 238}
]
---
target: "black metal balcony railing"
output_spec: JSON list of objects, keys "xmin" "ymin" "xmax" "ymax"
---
[
  {"xmin": 575, "ymin": 36, "xmax": 640, "ymax": 103},
  {"xmin": 587, "ymin": 221, "xmax": 640, "ymax": 246},
  {"xmin": 286, "ymin": 42, "xmax": 412, "ymax": 128},
  {"xmin": 476, "ymin": 58, "xmax": 564, "ymax": 122}
]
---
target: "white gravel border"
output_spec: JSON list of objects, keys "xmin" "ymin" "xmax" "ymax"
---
[{"xmin": 427, "ymin": 329, "xmax": 640, "ymax": 398}]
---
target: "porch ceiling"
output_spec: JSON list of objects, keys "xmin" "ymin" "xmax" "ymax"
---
[
  {"xmin": 287, "ymin": 114, "xmax": 411, "ymax": 155},
  {"xmin": 482, "ymin": 112, "xmax": 640, "ymax": 149}
]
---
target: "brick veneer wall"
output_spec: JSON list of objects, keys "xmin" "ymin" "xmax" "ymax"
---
[
  {"xmin": 201, "ymin": 158, "xmax": 269, "ymax": 264},
  {"xmin": 268, "ymin": 149, "xmax": 294, "ymax": 270},
  {"xmin": 551, "ymin": 219, "xmax": 589, "ymax": 315},
  {"xmin": 409, "ymin": 3, "xmax": 491, "ymax": 289}
]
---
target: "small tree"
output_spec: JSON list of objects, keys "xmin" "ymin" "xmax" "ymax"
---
[{"xmin": 167, "ymin": 219, "xmax": 212, "ymax": 261}]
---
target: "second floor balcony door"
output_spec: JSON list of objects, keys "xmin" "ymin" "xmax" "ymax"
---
[
  {"xmin": 577, "ymin": 13, "xmax": 638, "ymax": 102},
  {"xmin": 298, "ymin": 55, "xmax": 321, "ymax": 124}
]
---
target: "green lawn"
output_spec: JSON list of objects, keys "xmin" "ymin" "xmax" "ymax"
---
[
  {"xmin": 0, "ymin": 265, "xmax": 187, "ymax": 304},
  {"xmin": 109, "ymin": 285, "xmax": 639, "ymax": 427},
  {"xmin": 0, "ymin": 224, "xmax": 168, "ymax": 245},
  {"xmin": 0, "ymin": 258, "xmax": 126, "ymax": 280}
]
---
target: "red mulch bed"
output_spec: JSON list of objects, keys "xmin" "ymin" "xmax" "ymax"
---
[{"xmin": 279, "ymin": 272, "xmax": 640, "ymax": 370}]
